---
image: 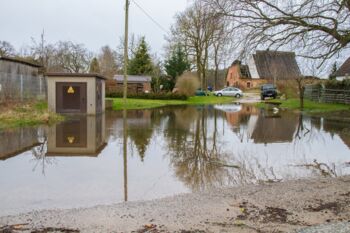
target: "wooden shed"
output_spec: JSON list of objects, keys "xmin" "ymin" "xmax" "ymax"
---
[{"xmin": 46, "ymin": 73, "xmax": 106, "ymax": 115}]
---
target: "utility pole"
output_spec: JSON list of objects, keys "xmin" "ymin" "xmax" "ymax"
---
[
  {"xmin": 122, "ymin": 0, "xmax": 130, "ymax": 202},
  {"xmin": 123, "ymin": 0, "xmax": 130, "ymax": 104}
]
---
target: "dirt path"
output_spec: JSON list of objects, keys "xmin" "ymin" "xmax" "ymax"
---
[
  {"xmin": 1, "ymin": 176, "xmax": 350, "ymax": 233},
  {"xmin": 237, "ymin": 92, "xmax": 261, "ymax": 103}
]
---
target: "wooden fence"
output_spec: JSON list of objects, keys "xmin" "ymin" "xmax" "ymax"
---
[{"xmin": 304, "ymin": 85, "xmax": 350, "ymax": 104}]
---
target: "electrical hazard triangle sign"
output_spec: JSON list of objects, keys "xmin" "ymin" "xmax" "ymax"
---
[{"xmin": 67, "ymin": 86, "xmax": 75, "ymax": 94}]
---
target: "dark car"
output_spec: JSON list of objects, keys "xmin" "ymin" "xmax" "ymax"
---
[
  {"xmin": 195, "ymin": 89, "xmax": 208, "ymax": 96},
  {"xmin": 261, "ymin": 84, "xmax": 277, "ymax": 100}
]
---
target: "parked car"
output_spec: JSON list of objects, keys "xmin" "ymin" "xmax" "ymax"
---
[
  {"xmin": 260, "ymin": 84, "xmax": 277, "ymax": 100},
  {"xmin": 195, "ymin": 89, "xmax": 209, "ymax": 96},
  {"xmin": 213, "ymin": 87, "xmax": 243, "ymax": 98}
]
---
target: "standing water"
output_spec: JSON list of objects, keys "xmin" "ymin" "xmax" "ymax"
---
[{"xmin": 0, "ymin": 104, "xmax": 349, "ymax": 216}]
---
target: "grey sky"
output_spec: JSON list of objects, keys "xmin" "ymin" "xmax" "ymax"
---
[{"xmin": 0, "ymin": 0, "xmax": 189, "ymax": 56}]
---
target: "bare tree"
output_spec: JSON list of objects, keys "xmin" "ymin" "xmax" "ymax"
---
[
  {"xmin": 54, "ymin": 41, "xmax": 92, "ymax": 73},
  {"xmin": 170, "ymin": 1, "xmax": 223, "ymax": 90},
  {"xmin": 98, "ymin": 45, "xmax": 118, "ymax": 79},
  {"xmin": 0, "ymin": 41, "xmax": 16, "ymax": 57},
  {"xmin": 204, "ymin": 0, "xmax": 350, "ymax": 66}
]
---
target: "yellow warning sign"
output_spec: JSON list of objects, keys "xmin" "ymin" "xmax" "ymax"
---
[
  {"xmin": 67, "ymin": 136, "xmax": 75, "ymax": 144},
  {"xmin": 67, "ymin": 86, "xmax": 75, "ymax": 94}
]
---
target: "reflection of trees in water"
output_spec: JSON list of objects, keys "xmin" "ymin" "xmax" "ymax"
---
[
  {"xmin": 31, "ymin": 130, "xmax": 56, "ymax": 175},
  {"xmin": 224, "ymin": 153, "xmax": 281, "ymax": 185},
  {"xmin": 166, "ymin": 107, "xmax": 232, "ymax": 191}
]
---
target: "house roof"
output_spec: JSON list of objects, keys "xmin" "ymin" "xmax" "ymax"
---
[
  {"xmin": 46, "ymin": 72, "xmax": 107, "ymax": 80},
  {"xmin": 0, "ymin": 56, "xmax": 42, "ymax": 68},
  {"xmin": 335, "ymin": 57, "xmax": 350, "ymax": 77},
  {"xmin": 253, "ymin": 50, "xmax": 301, "ymax": 79},
  {"xmin": 114, "ymin": 75, "xmax": 152, "ymax": 83}
]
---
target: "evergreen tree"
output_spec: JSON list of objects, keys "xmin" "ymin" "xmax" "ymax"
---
[
  {"xmin": 164, "ymin": 44, "xmax": 191, "ymax": 91},
  {"xmin": 128, "ymin": 37, "xmax": 154, "ymax": 75},
  {"xmin": 329, "ymin": 62, "xmax": 337, "ymax": 80},
  {"xmin": 89, "ymin": 57, "xmax": 101, "ymax": 73}
]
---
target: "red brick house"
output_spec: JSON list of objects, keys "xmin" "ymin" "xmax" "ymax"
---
[{"xmin": 226, "ymin": 51, "xmax": 301, "ymax": 90}]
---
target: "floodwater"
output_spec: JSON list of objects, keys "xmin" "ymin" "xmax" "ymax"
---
[{"xmin": 0, "ymin": 104, "xmax": 350, "ymax": 216}]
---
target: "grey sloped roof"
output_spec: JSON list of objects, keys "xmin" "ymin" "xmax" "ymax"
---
[
  {"xmin": 114, "ymin": 75, "xmax": 152, "ymax": 83},
  {"xmin": 0, "ymin": 56, "xmax": 42, "ymax": 68},
  {"xmin": 253, "ymin": 50, "xmax": 301, "ymax": 80},
  {"xmin": 335, "ymin": 57, "xmax": 350, "ymax": 77}
]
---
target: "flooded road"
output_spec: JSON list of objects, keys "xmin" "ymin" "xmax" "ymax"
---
[{"xmin": 0, "ymin": 104, "xmax": 349, "ymax": 216}]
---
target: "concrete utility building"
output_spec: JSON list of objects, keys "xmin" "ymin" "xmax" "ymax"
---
[{"xmin": 47, "ymin": 73, "xmax": 106, "ymax": 115}]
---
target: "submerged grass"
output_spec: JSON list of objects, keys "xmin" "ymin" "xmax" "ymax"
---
[
  {"xmin": 256, "ymin": 98, "xmax": 350, "ymax": 112},
  {"xmin": 111, "ymin": 96, "xmax": 234, "ymax": 110},
  {"xmin": 0, "ymin": 101, "xmax": 64, "ymax": 129}
]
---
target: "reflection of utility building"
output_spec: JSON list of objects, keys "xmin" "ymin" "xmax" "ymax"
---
[{"xmin": 47, "ymin": 115, "xmax": 106, "ymax": 156}]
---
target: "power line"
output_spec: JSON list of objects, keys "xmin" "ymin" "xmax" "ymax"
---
[{"xmin": 130, "ymin": 0, "xmax": 168, "ymax": 34}]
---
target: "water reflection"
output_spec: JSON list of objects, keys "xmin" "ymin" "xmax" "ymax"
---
[
  {"xmin": 47, "ymin": 115, "xmax": 106, "ymax": 156},
  {"xmin": 0, "ymin": 104, "xmax": 350, "ymax": 216}
]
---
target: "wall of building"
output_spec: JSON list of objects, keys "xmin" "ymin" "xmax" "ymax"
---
[
  {"xmin": 0, "ymin": 60, "xmax": 45, "ymax": 102},
  {"xmin": 226, "ymin": 64, "xmax": 267, "ymax": 90},
  {"xmin": 106, "ymin": 80, "xmax": 151, "ymax": 94},
  {"xmin": 47, "ymin": 76, "xmax": 105, "ymax": 115}
]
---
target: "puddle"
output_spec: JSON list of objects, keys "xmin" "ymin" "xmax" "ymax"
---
[{"xmin": 0, "ymin": 104, "xmax": 349, "ymax": 216}]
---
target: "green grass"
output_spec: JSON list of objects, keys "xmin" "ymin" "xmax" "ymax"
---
[
  {"xmin": 111, "ymin": 96, "xmax": 235, "ymax": 110},
  {"xmin": 0, "ymin": 101, "xmax": 64, "ymax": 130},
  {"xmin": 256, "ymin": 98, "xmax": 350, "ymax": 112}
]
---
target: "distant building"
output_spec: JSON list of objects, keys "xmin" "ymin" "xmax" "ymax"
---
[
  {"xmin": 107, "ymin": 75, "xmax": 152, "ymax": 94},
  {"xmin": 334, "ymin": 57, "xmax": 350, "ymax": 81},
  {"xmin": 226, "ymin": 50, "xmax": 301, "ymax": 90},
  {"xmin": 0, "ymin": 56, "xmax": 45, "ymax": 102}
]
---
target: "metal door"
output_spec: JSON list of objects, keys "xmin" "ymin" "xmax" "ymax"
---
[{"xmin": 56, "ymin": 82, "xmax": 87, "ymax": 114}]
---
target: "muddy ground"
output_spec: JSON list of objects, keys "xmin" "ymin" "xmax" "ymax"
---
[{"xmin": 1, "ymin": 176, "xmax": 350, "ymax": 233}]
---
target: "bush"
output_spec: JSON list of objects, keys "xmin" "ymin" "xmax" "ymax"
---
[
  {"xmin": 175, "ymin": 72, "xmax": 200, "ymax": 97},
  {"xmin": 106, "ymin": 92, "xmax": 188, "ymax": 100},
  {"xmin": 324, "ymin": 79, "xmax": 350, "ymax": 89}
]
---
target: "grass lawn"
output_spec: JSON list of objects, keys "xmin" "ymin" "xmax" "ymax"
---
[
  {"xmin": 0, "ymin": 101, "xmax": 64, "ymax": 129},
  {"xmin": 111, "ymin": 96, "xmax": 235, "ymax": 110},
  {"xmin": 256, "ymin": 98, "xmax": 350, "ymax": 112}
]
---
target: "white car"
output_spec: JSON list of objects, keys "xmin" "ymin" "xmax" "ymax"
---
[{"xmin": 214, "ymin": 87, "xmax": 243, "ymax": 98}]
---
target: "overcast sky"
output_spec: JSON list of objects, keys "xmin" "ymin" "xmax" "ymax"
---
[{"xmin": 0, "ymin": 0, "xmax": 189, "ymax": 56}]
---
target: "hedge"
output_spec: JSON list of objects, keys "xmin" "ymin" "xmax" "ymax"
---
[
  {"xmin": 324, "ymin": 79, "xmax": 350, "ymax": 90},
  {"xmin": 106, "ymin": 92, "xmax": 188, "ymax": 100}
]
